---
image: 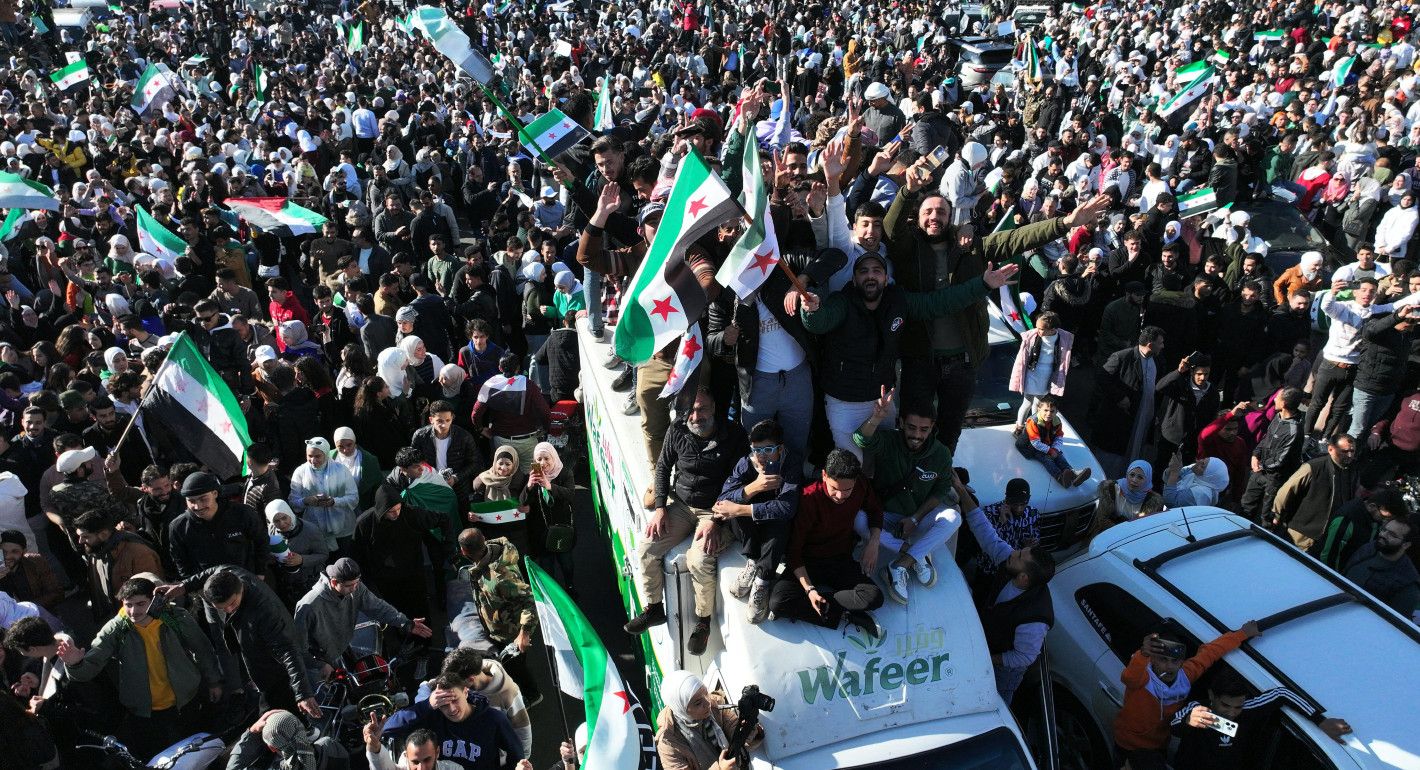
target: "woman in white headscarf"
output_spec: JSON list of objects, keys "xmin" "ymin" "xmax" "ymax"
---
[
  {"xmin": 399, "ymin": 335, "xmax": 445, "ymax": 404},
  {"xmin": 287, "ymin": 436, "xmax": 359, "ymax": 550},
  {"xmin": 104, "ymin": 235, "xmax": 142, "ymax": 278},
  {"xmin": 1153, "ymin": 134, "xmax": 1181, "ymax": 172},
  {"xmin": 1162, "ymin": 455, "xmax": 1231, "ymax": 508},
  {"xmin": 436, "ymin": 363, "xmax": 476, "ymax": 430},
  {"xmin": 1374, "ymin": 190, "xmax": 1419, "ymax": 259},
  {"xmin": 376, "ymin": 347, "xmax": 410, "ymax": 398},
  {"xmin": 655, "ymin": 670, "xmax": 763, "ymax": 770}
]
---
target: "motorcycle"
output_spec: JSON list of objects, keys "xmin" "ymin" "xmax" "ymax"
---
[
  {"xmin": 311, "ymin": 622, "xmax": 430, "ymax": 757},
  {"xmin": 77, "ymin": 731, "xmax": 228, "ymax": 770}
]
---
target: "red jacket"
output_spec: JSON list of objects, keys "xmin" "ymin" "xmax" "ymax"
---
[
  {"xmin": 787, "ymin": 480, "xmax": 883, "ymax": 573},
  {"xmin": 268, "ymin": 295, "xmax": 310, "ymax": 350},
  {"xmin": 1113, "ymin": 631, "xmax": 1246, "ymax": 751},
  {"xmin": 1373, "ymin": 390, "xmax": 1420, "ymax": 452},
  {"xmin": 1197, "ymin": 415, "xmax": 1253, "ymax": 505}
]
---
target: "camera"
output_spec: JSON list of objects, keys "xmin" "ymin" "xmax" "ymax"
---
[{"xmin": 736, "ymin": 684, "xmax": 775, "ymax": 721}]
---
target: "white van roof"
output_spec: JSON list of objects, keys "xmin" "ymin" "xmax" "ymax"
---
[{"xmin": 1085, "ymin": 509, "xmax": 1420, "ymax": 769}]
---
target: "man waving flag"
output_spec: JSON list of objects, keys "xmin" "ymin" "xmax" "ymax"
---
[{"xmin": 614, "ymin": 148, "xmax": 739, "ymax": 364}]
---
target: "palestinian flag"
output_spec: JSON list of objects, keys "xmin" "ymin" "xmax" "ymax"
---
[
  {"xmin": 526, "ymin": 559, "xmax": 648, "ymax": 770},
  {"xmin": 521, "ymin": 109, "xmax": 591, "ymax": 160},
  {"xmin": 1158, "ymin": 66, "xmax": 1215, "ymax": 128},
  {"xmin": 1254, "ymin": 29, "xmax": 1285, "ymax": 43},
  {"xmin": 139, "ymin": 333, "xmax": 251, "ymax": 479},
  {"xmin": 1332, "ymin": 55, "xmax": 1356, "ymax": 88},
  {"xmin": 469, "ymin": 498, "xmax": 523, "ymax": 525},
  {"xmin": 49, "ymin": 59, "xmax": 90, "ymax": 91},
  {"xmin": 613, "ymin": 149, "xmax": 738, "ymax": 364},
  {"xmin": 401, "ymin": 464, "xmax": 459, "ymax": 538},
  {"xmin": 478, "ymin": 373, "xmax": 531, "ymax": 414},
  {"xmin": 345, "ymin": 20, "xmax": 366, "ymax": 53},
  {"xmin": 0, "ymin": 173, "xmax": 59, "ymax": 211},
  {"xmin": 136, "ymin": 205, "xmax": 186, "ymax": 262},
  {"xmin": 224, "ymin": 198, "xmax": 327, "ymax": 236},
  {"xmin": 1177, "ymin": 186, "xmax": 1220, "ymax": 218},
  {"xmin": 717, "ymin": 135, "xmax": 780, "ymax": 299},
  {"xmin": 132, "ymin": 63, "xmax": 176, "ymax": 115},
  {"xmin": 594, "ymin": 76, "xmax": 615, "ymax": 131},
  {"xmin": 660, "ymin": 323, "xmax": 704, "ymax": 399}
]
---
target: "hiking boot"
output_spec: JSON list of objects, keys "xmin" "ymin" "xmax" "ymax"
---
[
  {"xmin": 1056, "ymin": 468, "xmax": 1077, "ymax": 487},
  {"xmin": 730, "ymin": 561, "xmax": 758, "ymax": 600},
  {"xmin": 611, "ymin": 366, "xmax": 634, "ymax": 392},
  {"xmin": 912, "ymin": 556, "xmax": 936, "ymax": 588},
  {"xmin": 624, "ymin": 603, "xmax": 667, "ymax": 634},
  {"xmin": 886, "ymin": 564, "xmax": 909, "ymax": 604},
  {"xmin": 746, "ymin": 580, "xmax": 771, "ymax": 625},
  {"xmin": 1071, "ymin": 467, "xmax": 1093, "ymax": 487},
  {"xmin": 686, "ymin": 616, "xmax": 712, "ymax": 656},
  {"xmin": 844, "ymin": 609, "xmax": 879, "ymax": 639}
]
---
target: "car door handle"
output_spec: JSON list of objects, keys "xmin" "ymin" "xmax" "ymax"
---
[{"xmin": 1098, "ymin": 682, "xmax": 1122, "ymax": 707}]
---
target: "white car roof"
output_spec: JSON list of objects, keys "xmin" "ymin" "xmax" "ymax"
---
[{"xmin": 1083, "ymin": 509, "xmax": 1420, "ymax": 769}]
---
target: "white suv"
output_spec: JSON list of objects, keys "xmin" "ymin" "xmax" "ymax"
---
[{"xmin": 1039, "ymin": 508, "xmax": 1420, "ymax": 770}]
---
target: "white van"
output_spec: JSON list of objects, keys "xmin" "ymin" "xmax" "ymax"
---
[
  {"xmin": 1043, "ymin": 508, "xmax": 1420, "ymax": 769},
  {"xmin": 577, "ymin": 322, "xmax": 1039, "ymax": 769}
]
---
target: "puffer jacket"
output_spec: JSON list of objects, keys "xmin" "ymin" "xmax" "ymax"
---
[
  {"xmin": 652, "ymin": 419, "xmax": 749, "ymax": 511},
  {"xmin": 1355, "ymin": 312, "xmax": 1416, "ymax": 395}
]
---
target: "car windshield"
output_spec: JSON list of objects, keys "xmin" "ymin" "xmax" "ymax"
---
[
  {"xmin": 965, "ymin": 338, "xmax": 1021, "ymax": 427},
  {"xmin": 847, "ymin": 728, "xmax": 1032, "ymax": 769},
  {"xmin": 1246, "ymin": 203, "xmax": 1329, "ymax": 251}
]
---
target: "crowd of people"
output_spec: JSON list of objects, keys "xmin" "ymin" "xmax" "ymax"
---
[{"xmin": 1, "ymin": 0, "xmax": 1420, "ymax": 766}]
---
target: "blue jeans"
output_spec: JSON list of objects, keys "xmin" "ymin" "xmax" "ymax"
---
[
  {"xmin": 1018, "ymin": 438, "xmax": 1074, "ymax": 477},
  {"xmin": 1349, "ymin": 388, "xmax": 1393, "ymax": 439},
  {"xmin": 583, "ymin": 269, "xmax": 604, "ymax": 335},
  {"xmin": 740, "ymin": 361, "xmax": 813, "ymax": 473}
]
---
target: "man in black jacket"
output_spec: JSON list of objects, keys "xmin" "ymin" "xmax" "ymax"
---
[
  {"xmin": 1152, "ymin": 354, "xmax": 1221, "ymax": 485},
  {"xmin": 263, "ymin": 366, "xmax": 323, "ymax": 475},
  {"xmin": 166, "ymin": 471, "xmax": 266, "ymax": 580},
  {"xmin": 1170, "ymin": 670, "xmax": 1350, "ymax": 770},
  {"xmin": 1349, "ymin": 306, "xmax": 1418, "ymax": 438},
  {"xmin": 160, "ymin": 566, "xmax": 319, "ymax": 718},
  {"xmin": 1236, "ymin": 386, "xmax": 1305, "ymax": 513},
  {"xmin": 1088, "ymin": 326, "xmax": 1165, "ymax": 478},
  {"xmin": 411, "ymin": 400, "xmax": 483, "ymax": 510},
  {"xmin": 535, "ymin": 311, "xmax": 581, "ymax": 403},
  {"xmin": 191, "ymin": 300, "xmax": 248, "ymax": 387},
  {"xmin": 625, "ymin": 389, "xmax": 748, "ymax": 655},
  {"xmin": 408, "ymin": 273, "xmax": 455, "ymax": 362}
]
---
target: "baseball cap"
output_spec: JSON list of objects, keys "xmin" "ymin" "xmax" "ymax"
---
[
  {"xmin": 325, "ymin": 557, "xmax": 362, "ymax": 581},
  {"xmin": 1005, "ymin": 478, "xmax": 1031, "ymax": 505},
  {"xmin": 254, "ymin": 345, "xmax": 277, "ymax": 363},
  {"xmin": 56, "ymin": 447, "xmax": 98, "ymax": 474}
]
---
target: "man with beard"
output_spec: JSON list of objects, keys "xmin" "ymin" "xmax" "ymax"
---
[
  {"xmin": 799, "ymin": 252, "xmax": 1020, "ymax": 457},
  {"xmin": 1212, "ymin": 282, "xmax": 1271, "ymax": 401},
  {"xmin": 1343, "ymin": 514, "xmax": 1420, "ymax": 618},
  {"xmin": 166, "ymin": 471, "xmax": 266, "ymax": 580},
  {"xmin": 82, "ymin": 397, "xmax": 151, "ymax": 482},
  {"xmin": 625, "ymin": 388, "xmax": 748, "ymax": 655},
  {"xmin": 1265, "ymin": 290, "xmax": 1314, "ymax": 355},
  {"xmin": 73, "ymin": 510, "xmax": 163, "ymax": 618}
]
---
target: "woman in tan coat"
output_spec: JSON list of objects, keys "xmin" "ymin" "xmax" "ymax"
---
[{"xmin": 655, "ymin": 670, "xmax": 764, "ymax": 770}]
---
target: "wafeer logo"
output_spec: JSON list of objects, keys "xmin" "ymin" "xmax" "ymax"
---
[{"xmin": 798, "ymin": 625, "xmax": 953, "ymax": 704}]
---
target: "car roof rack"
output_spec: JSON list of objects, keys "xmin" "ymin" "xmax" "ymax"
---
[{"xmin": 1132, "ymin": 522, "xmax": 1420, "ymax": 715}]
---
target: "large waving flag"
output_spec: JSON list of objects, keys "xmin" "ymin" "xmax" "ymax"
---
[
  {"xmin": 1332, "ymin": 55, "xmax": 1357, "ymax": 88},
  {"xmin": 614, "ymin": 149, "xmax": 738, "ymax": 363},
  {"xmin": 526, "ymin": 559, "xmax": 651, "ymax": 770},
  {"xmin": 717, "ymin": 135, "xmax": 780, "ymax": 298},
  {"xmin": 132, "ymin": 63, "xmax": 177, "ymax": 115},
  {"xmin": 520, "ymin": 109, "xmax": 592, "ymax": 160},
  {"xmin": 594, "ymin": 76, "xmax": 615, "ymax": 131},
  {"xmin": 0, "ymin": 173, "xmax": 59, "ymax": 211},
  {"xmin": 407, "ymin": 5, "xmax": 496, "ymax": 84},
  {"xmin": 49, "ymin": 58, "xmax": 90, "ymax": 92},
  {"xmin": 224, "ymin": 198, "xmax": 327, "ymax": 236},
  {"xmin": 345, "ymin": 20, "xmax": 366, "ymax": 53},
  {"xmin": 140, "ymin": 333, "xmax": 251, "ymax": 479},
  {"xmin": 136, "ymin": 205, "xmax": 187, "ymax": 262},
  {"xmin": 1159, "ymin": 65, "xmax": 1215, "ymax": 129}
]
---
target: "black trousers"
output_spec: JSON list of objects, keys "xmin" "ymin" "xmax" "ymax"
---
[
  {"xmin": 1304, "ymin": 359, "xmax": 1355, "ymax": 439},
  {"xmin": 119, "ymin": 704, "xmax": 196, "ymax": 761},
  {"xmin": 769, "ymin": 556, "xmax": 884, "ymax": 628},
  {"xmin": 901, "ymin": 354, "xmax": 976, "ymax": 452},
  {"xmin": 728, "ymin": 517, "xmax": 790, "ymax": 577},
  {"xmin": 1239, "ymin": 469, "xmax": 1283, "ymax": 522}
]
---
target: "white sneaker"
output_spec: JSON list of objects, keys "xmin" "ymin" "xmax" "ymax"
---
[
  {"xmin": 746, "ymin": 579, "xmax": 771, "ymax": 624},
  {"xmin": 913, "ymin": 556, "xmax": 936, "ymax": 588},
  {"xmin": 621, "ymin": 393, "xmax": 639, "ymax": 415},
  {"xmin": 886, "ymin": 564, "xmax": 909, "ymax": 605},
  {"xmin": 730, "ymin": 561, "xmax": 758, "ymax": 600}
]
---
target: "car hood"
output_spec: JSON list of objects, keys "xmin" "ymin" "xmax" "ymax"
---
[{"xmin": 953, "ymin": 417, "xmax": 1105, "ymax": 515}]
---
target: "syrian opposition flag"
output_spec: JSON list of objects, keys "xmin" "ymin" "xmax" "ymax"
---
[
  {"xmin": 660, "ymin": 323, "xmax": 704, "ymax": 399},
  {"xmin": 139, "ymin": 333, "xmax": 251, "ymax": 479},
  {"xmin": 526, "ymin": 559, "xmax": 648, "ymax": 770},
  {"xmin": 345, "ymin": 20, "xmax": 366, "ymax": 53},
  {"xmin": 49, "ymin": 59, "xmax": 90, "ymax": 91},
  {"xmin": 1158, "ymin": 66, "xmax": 1215, "ymax": 128},
  {"xmin": 997, "ymin": 285, "xmax": 1032, "ymax": 335},
  {"xmin": 132, "ymin": 63, "xmax": 176, "ymax": 115},
  {"xmin": 614, "ymin": 149, "xmax": 738, "ymax": 364},
  {"xmin": 1176, "ymin": 59, "xmax": 1210, "ymax": 79},
  {"xmin": 1332, "ymin": 55, "xmax": 1357, "ymax": 88},
  {"xmin": 1177, "ymin": 186, "xmax": 1221, "ymax": 218},
  {"xmin": 478, "ymin": 373, "xmax": 532, "ymax": 414},
  {"xmin": 136, "ymin": 205, "xmax": 186, "ymax": 262},
  {"xmin": 469, "ymin": 498, "xmax": 523, "ymax": 525},
  {"xmin": 0, "ymin": 173, "xmax": 59, "ymax": 211},
  {"xmin": 594, "ymin": 76, "xmax": 615, "ymax": 131},
  {"xmin": 717, "ymin": 136, "xmax": 780, "ymax": 298},
  {"xmin": 253, "ymin": 64, "xmax": 270, "ymax": 104},
  {"xmin": 1024, "ymin": 37, "xmax": 1043, "ymax": 82},
  {"xmin": 224, "ymin": 198, "xmax": 328, "ymax": 236},
  {"xmin": 399, "ymin": 463, "xmax": 460, "ymax": 537},
  {"xmin": 1254, "ymin": 29, "xmax": 1285, "ymax": 43},
  {"xmin": 521, "ymin": 109, "xmax": 591, "ymax": 160},
  {"xmin": 1211, "ymin": 49, "xmax": 1233, "ymax": 66}
]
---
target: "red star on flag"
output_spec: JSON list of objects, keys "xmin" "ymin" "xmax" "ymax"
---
[
  {"xmin": 507, "ymin": 378, "xmax": 517, "ymax": 386},
  {"xmin": 1008, "ymin": 311, "xmax": 1021, "ymax": 322},
  {"xmin": 561, "ymin": 120, "xmax": 573, "ymax": 130},
  {"xmin": 751, "ymin": 248, "xmax": 777, "ymax": 273},
  {"xmin": 665, "ymin": 370, "xmax": 678, "ymax": 385},
  {"xmin": 681, "ymin": 334, "xmax": 702, "ymax": 359},
  {"xmin": 547, "ymin": 131, "xmax": 558, "ymax": 140},
  {"xmin": 495, "ymin": 514, "xmax": 503, "ymax": 521},
  {"xmin": 650, "ymin": 296, "xmax": 678, "ymax": 322},
  {"xmin": 612, "ymin": 691, "xmax": 632, "ymax": 714},
  {"xmin": 687, "ymin": 196, "xmax": 708, "ymax": 217}
]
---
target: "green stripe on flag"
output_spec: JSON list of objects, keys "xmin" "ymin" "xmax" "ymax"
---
[
  {"xmin": 136, "ymin": 205, "xmax": 187, "ymax": 261},
  {"xmin": 1333, "ymin": 55, "xmax": 1356, "ymax": 87},
  {"xmin": 166, "ymin": 333, "xmax": 252, "ymax": 451}
]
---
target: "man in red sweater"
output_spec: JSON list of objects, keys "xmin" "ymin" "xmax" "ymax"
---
[
  {"xmin": 1112, "ymin": 621, "xmax": 1260, "ymax": 769},
  {"xmin": 1196, "ymin": 402, "xmax": 1255, "ymax": 509},
  {"xmin": 769, "ymin": 449, "xmax": 884, "ymax": 637}
]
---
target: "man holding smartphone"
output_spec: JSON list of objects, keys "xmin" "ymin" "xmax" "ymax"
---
[
  {"xmin": 1170, "ymin": 670, "xmax": 1352, "ymax": 769},
  {"xmin": 713, "ymin": 419, "xmax": 801, "ymax": 625}
]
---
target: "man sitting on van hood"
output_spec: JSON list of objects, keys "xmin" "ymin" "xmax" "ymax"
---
[
  {"xmin": 713, "ymin": 419, "xmax": 800, "ymax": 627},
  {"xmin": 852, "ymin": 387, "xmax": 960, "ymax": 605},
  {"xmin": 954, "ymin": 474, "xmax": 1055, "ymax": 704}
]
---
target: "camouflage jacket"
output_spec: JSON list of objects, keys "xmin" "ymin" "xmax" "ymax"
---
[
  {"xmin": 455, "ymin": 537, "xmax": 537, "ymax": 644},
  {"xmin": 50, "ymin": 479, "xmax": 117, "ymax": 525}
]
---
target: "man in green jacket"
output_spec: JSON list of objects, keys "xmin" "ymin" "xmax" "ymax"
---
[
  {"xmin": 853, "ymin": 387, "xmax": 959, "ymax": 604},
  {"xmin": 59, "ymin": 576, "xmax": 221, "ymax": 760}
]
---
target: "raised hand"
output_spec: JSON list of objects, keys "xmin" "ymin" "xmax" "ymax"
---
[{"xmin": 983, "ymin": 262, "xmax": 1020, "ymax": 289}]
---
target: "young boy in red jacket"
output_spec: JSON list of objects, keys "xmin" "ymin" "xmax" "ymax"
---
[{"xmin": 1112, "ymin": 621, "xmax": 1261, "ymax": 769}]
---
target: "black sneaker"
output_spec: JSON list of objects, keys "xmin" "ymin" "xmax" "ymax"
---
[
  {"xmin": 686, "ymin": 616, "xmax": 712, "ymax": 656},
  {"xmin": 844, "ymin": 609, "xmax": 879, "ymax": 640},
  {"xmin": 611, "ymin": 366, "xmax": 634, "ymax": 392},
  {"xmin": 624, "ymin": 603, "xmax": 667, "ymax": 634}
]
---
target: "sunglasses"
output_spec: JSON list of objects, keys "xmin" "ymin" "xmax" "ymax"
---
[{"xmin": 750, "ymin": 444, "xmax": 781, "ymax": 456}]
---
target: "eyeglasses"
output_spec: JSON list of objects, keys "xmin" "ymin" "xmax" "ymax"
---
[
  {"xmin": 750, "ymin": 444, "xmax": 782, "ymax": 455},
  {"xmin": 198, "ymin": 314, "xmax": 217, "ymax": 323}
]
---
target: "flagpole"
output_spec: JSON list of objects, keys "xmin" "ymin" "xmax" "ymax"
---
[
  {"xmin": 737, "ymin": 211, "xmax": 807, "ymax": 296},
  {"xmin": 539, "ymin": 627, "xmax": 575, "ymax": 744},
  {"xmin": 470, "ymin": 79, "xmax": 573, "ymax": 189}
]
